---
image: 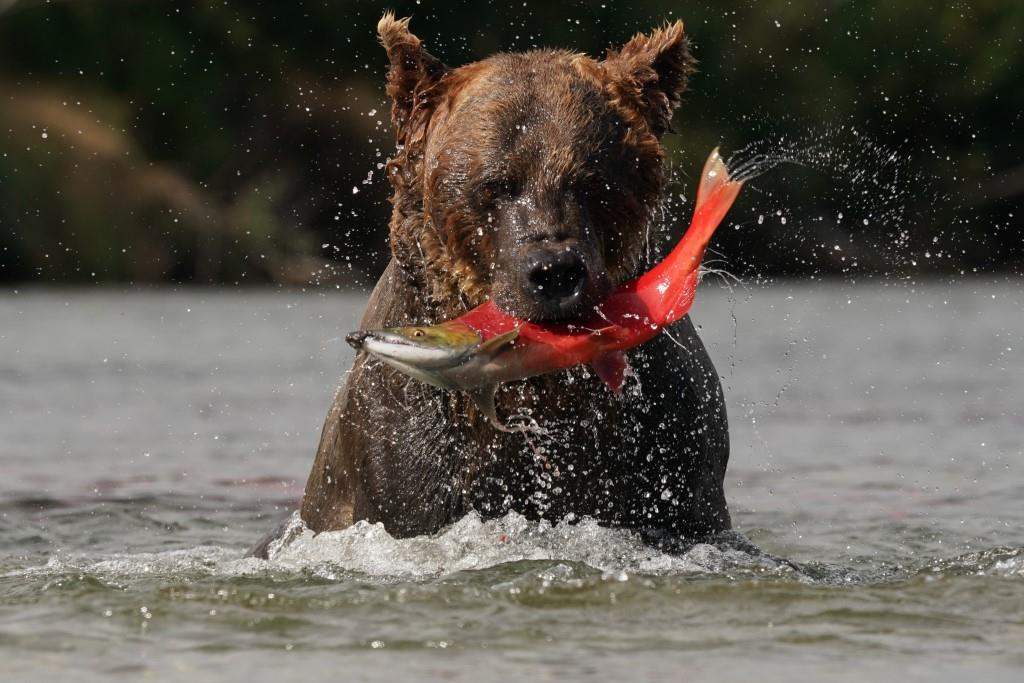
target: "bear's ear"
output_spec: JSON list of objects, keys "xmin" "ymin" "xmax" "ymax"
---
[
  {"xmin": 378, "ymin": 13, "xmax": 448, "ymax": 142},
  {"xmin": 602, "ymin": 20, "xmax": 696, "ymax": 137}
]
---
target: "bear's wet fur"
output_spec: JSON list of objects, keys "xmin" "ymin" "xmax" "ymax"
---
[{"xmin": 253, "ymin": 15, "xmax": 730, "ymax": 556}]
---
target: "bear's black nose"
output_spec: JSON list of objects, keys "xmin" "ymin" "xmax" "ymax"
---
[{"xmin": 525, "ymin": 248, "xmax": 587, "ymax": 308}]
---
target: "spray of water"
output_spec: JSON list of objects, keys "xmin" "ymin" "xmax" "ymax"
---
[{"xmin": 722, "ymin": 124, "xmax": 950, "ymax": 274}]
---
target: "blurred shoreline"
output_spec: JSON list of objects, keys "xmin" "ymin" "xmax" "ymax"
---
[{"xmin": 2, "ymin": 0, "xmax": 1021, "ymax": 284}]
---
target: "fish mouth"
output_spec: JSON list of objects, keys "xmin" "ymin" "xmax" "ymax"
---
[
  {"xmin": 349, "ymin": 330, "xmax": 472, "ymax": 370},
  {"xmin": 346, "ymin": 330, "xmax": 370, "ymax": 349}
]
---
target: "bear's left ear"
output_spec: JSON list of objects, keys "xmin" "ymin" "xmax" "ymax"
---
[{"xmin": 602, "ymin": 21, "xmax": 696, "ymax": 137}]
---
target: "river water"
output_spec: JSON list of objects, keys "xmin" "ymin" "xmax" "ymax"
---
[{"xmin": 1, "ymin": 280, "xmax": 1022, "ymax": 681}]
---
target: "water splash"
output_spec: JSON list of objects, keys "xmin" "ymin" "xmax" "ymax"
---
[
  {"xmin": 725, "ymin": 125, "xmax": 923, "ymax": 244},
  {"xmin": 6, "ymin": 511, "xmax": 1022, "ymax": 590},
  {"xmin": 265, "ymin": 511, "xmax": 790, "ymax": 579},
  {"xmin": 7, "ymin": 512, "xmax": 794, "ymax": 584},
  {"xmin": 726, "ymin": 126, "xmax": 903, "ymax": 183},
  {"xmin": 691, "ymin": 123, "xmax": 948, "ymax": 274}
]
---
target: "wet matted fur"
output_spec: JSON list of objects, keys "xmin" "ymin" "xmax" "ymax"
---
[{"xmin": 253, "ymin": 14, "xmax": 729, "ymax": 556}]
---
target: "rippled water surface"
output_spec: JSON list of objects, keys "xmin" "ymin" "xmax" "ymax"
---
[{"xmin": 2, "ymin": 281, "xmax": 1022, "ymax": 681}]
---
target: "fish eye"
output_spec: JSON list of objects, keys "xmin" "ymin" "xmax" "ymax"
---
[{"xmin": 412, "ymin": 329, "xmax": 425, "ymax": 338}]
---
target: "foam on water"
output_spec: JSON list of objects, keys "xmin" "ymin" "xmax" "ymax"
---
[
  {"xmin": 264, "ymin": 511, "xmax": 788, "ymax": 578},
  {"xmin": 12, "ymin": 508, "xmax": 1022, "ymax": 588},
  {"xmin": 10, "ymin": 512, "xmax": 796, "ymax": 585}
]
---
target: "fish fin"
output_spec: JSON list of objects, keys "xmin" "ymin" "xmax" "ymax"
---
[
  {"xmin": 467, "ymin": 385, "xmax": 504, "ymax": 428},
  {"xmin": 467, "ymin": 384, "xmax": 547, "ymax": 435},
  {"xmin": 695, "ymin": 147, "xmax": 729, "ymax": 209},
  {"xmin": 478, "ymin": 327, "xmax": 519, "ymax": 357},
  {"xmin": 591, "ymin": 350, "xmax": 629, "ymax": 395},
  {"xmin": 686, "ymin": 147, "xmax": 744, "ymax": 262}
]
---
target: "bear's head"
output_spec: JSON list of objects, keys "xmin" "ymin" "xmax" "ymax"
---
[{"xmin": 379, "ymin": 13, "xmax": 695, "ymax": 322}]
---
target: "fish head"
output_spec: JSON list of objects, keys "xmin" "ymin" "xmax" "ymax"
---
[{"xmin": 346, "ymin": 323, "xmax": 482, "ymax": 389}]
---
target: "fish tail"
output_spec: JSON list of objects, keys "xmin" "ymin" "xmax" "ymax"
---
[{"xmin": 644, "ymin": 148, "xmax": 745, "ymax": 324}]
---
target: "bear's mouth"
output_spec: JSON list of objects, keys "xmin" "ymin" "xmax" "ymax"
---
[
  {"xmin": 492, "ymin": 265, "xmax": 612, "ymax": 323},
  {"xmin": 478, "ymin": 232, "xmax": 612, "ymax": 323}
]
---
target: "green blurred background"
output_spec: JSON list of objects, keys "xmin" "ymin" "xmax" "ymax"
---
[{"xmin": 1, "ymin": 0, "xmax": 1020, "ymax": 286}]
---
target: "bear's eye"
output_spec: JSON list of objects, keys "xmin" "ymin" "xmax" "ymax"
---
[{"xmin": 479, "ymin": 177, "xmax": 517, "ymax": 206}]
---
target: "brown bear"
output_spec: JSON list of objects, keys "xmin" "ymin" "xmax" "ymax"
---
[{"xmin": 254, "ymin": 14, "xmax": 731, "ymax": 555}]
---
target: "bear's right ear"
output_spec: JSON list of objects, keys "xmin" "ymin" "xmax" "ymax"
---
[{"xmin": 378, "ymin": 13, "xmax": 448, "ymax": 142}]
